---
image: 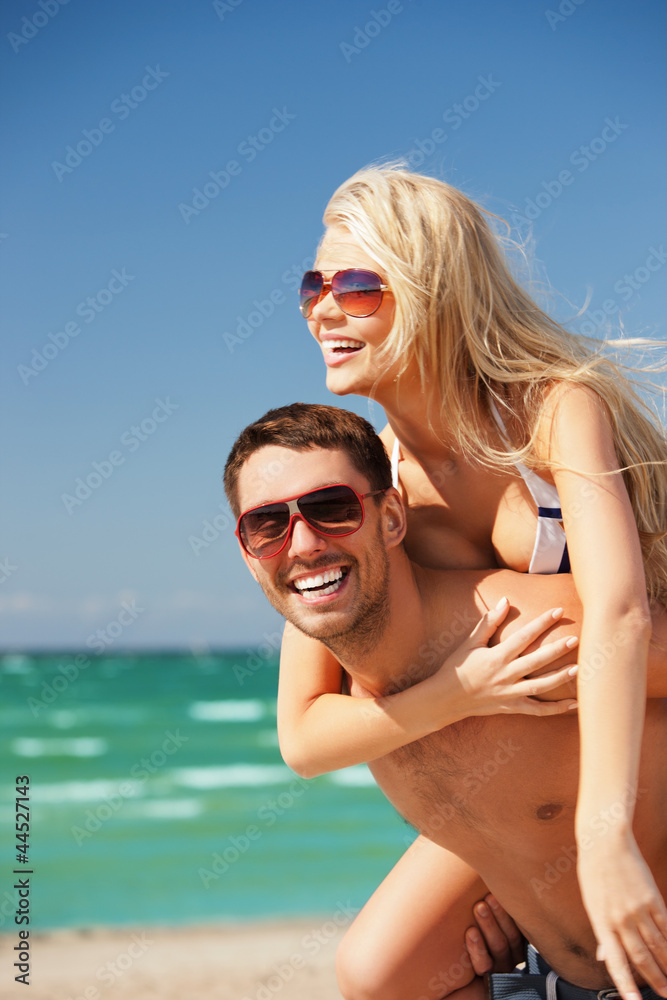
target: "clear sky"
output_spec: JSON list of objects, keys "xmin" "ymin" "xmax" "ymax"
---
[{"xmin": 2, "ymin": 0, "xmax": 666, "ymax": 650}]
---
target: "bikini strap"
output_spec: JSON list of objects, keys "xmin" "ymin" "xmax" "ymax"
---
[{"xmin": 390, "ymin": 436, "xmax": 401, "ymax": 490}]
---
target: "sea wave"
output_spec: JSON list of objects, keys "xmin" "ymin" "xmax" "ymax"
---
[
  {"xmin": 329, "ymin": 766, "xmax": 376, "ymax": 787},
  {"xmin": 125, "ymin": 798, "xmax": 203, "ymax": 820},
  {"xmin": 26, "ymin": 779, "xmax": 144, "ymax": 804},
  {"xmin": 187, "ymin": 700, "xmax": 268, "ymax": 722},
  {"xmin": 10, "ymin": 737, "xmax": 109, "ymax": 758},
  {"xmin": 171, "ymin": 764, "xmax": 293, "ymax": 789}
]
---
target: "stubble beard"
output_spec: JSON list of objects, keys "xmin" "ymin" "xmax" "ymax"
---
[{"xmin": 264, "ymin": 528, "xmax": 392, "ymax": 662}]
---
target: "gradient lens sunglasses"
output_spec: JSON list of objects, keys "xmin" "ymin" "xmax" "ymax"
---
[
  {"xmin": 236, "ymin": 483, "xmax": 387, "ymax": 559},
  {"xmin": 299, "ymin": 269, "xmax": 389, "ymax": 320}
]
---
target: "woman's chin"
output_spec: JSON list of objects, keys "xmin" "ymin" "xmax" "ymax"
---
[{"xmin": 325, "ymin": 370, "xmax": 365, "ymax": 397}]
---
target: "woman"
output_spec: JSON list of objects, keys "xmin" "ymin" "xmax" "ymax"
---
[{"xmin": 278, "ymin": 165, "xmax": 667, "ymax": 1000}]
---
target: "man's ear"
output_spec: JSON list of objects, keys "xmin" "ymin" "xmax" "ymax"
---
[
  {"xmin": 238, "ymin": 541, "xmax": 261, "ymax": 583},
  {"xmin": 381, "ymin": 487, "xmax": 407, "ymax": 548}
]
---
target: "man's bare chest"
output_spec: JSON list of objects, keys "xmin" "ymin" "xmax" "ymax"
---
[{"xmin": 367, "ymin": 714, "xmax": 580, "ymax": 857}]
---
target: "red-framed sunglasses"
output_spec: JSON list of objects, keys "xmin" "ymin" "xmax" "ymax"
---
[
  {"xmin": 298, "ymin": 269, "xmax": 389, "ymax": 319},
  {"xmin": 236, "ymin": 483, "xmax": 386, "ymax": 559}
]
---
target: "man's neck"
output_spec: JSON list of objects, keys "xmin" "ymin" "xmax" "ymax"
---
[{"xmin": 325, "ymin": 553, "xmax": 434, "ymax": 698}]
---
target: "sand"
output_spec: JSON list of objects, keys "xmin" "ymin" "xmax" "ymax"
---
[{"xmin": 2, "ymin": 919, "xmax": 346, "ymax": 1000}]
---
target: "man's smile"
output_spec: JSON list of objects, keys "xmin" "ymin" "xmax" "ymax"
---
[{"xmin": 287, "ymin": 564, "xmax": 351, "ymax": 604}]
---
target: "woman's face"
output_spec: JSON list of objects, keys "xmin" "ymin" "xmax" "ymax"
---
[{"xmin": 305, "ymin": 227, "xmax": 401, "ymax": 399}]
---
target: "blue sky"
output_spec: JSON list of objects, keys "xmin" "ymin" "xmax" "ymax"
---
[{"xmin": 2, "ymin": 0, "xmax": 666, "ymax": 650}]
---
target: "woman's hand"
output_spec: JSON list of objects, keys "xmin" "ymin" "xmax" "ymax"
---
[
  {"xmin": 577, "ymin": 833, "xmax": 667, "ymax": 1000},
  {"xmin": 465, "ymin": 893, "xmax": 525, "ymax": 975},
  {"xmin": 426, "ymin": 598, "xmax": 579, "ymax": 722}
]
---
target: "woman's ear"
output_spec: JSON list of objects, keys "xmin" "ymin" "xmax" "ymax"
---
[{"xmin": 381, "ymin": 487, "xmax": 407, "ymax": 548}]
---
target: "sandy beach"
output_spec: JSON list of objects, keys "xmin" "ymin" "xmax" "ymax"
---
[{"xmin": 2, "ymin": 919, "xmax": 346, "ymax": 1000}]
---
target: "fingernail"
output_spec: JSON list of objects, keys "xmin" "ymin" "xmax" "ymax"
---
[
  {"xmin": 487, "ymin": 895, "xmax": 499, "ymax": 909},
  {"xmin": 565, "ymin": 637, "xmax": 579, "ymax": 648},
  {"xmin": 476, "ymin": 902, "xmax": 489, "ymax": 917},
  {"xmin": 568, "ymin": 701, "xmax": 578, "ymax": 710},
  {"xmin": 568, "ymin": 665, "xmax": 579, "ymax": 675},
  {"xmin": 495, "ymin": 597, "xmax": 508, "ymax": 610},
  {"xmin": 551, "ymin": 607, "xmax": 564, "ymax": 618},
  {"xmin": 468, "ymin": 929, "xmax": 480, "ymax": 943}
]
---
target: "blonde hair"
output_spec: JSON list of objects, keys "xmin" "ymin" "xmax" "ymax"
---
[{"xmin": 321, "ymin": 163, "xmax": 667, "ymax": 604}]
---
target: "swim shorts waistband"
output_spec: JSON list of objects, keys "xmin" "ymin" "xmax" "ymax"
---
[{"xmin": 486, "ymin": 944, "xmax": 662, "ymax": 1000}]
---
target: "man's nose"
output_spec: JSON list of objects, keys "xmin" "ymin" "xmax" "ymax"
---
[{"xmin": 286, "ymin": 515, "xmax": 328, "ymax": 558}]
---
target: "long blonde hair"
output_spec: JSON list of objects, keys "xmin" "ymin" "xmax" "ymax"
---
[{"xmin": 322, "ymin": 163, "xmax": 667, "ymax": 603}]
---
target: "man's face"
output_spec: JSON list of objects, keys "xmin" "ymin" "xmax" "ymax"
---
[{"xmin": 236, "ymin": 445, "xmax": 392, "ymax": 648}]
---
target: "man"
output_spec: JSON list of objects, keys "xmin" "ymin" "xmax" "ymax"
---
[{"xmin": 224, "ymin": 402, "xmax": 667, "ymax": 1000}]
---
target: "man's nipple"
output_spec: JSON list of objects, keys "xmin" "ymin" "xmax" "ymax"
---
[{"xmin": 536, "ymin": 803, "xmax": 564, "ymax": 821}]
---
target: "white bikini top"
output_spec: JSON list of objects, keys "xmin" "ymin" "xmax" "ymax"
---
[{"xmin": 390, "ymin": 413, "xmax": 570, "ymax": 575}]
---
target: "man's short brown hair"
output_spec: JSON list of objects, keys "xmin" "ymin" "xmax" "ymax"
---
[{"xmin": 224, "ymin": 403, "xmax": 392, "ymax": 517}]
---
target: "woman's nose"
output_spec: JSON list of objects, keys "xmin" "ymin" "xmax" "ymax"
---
[{"xmin": 309, "ymin": 289, "xmax": 343, "ymax": 323}]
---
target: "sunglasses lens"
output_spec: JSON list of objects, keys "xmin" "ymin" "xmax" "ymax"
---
[
  {"xmin": 332, "ymin": 269, "xmax": 383, "ymax": 317},
  {"xmin": 299, "ymin": 271, "xmax": 324, "ymax": 319},
  {"xmin": 239, "ymin": 503, "xmax": 290, "ymax": 558},
  {"xmin": 299, "ymin": 486, "xmax": 363, "ymax": 534}
]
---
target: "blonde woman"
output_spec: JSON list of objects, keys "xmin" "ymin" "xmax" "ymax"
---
[{"xmin": 277, "ymin": 165, "xmax": 667, "ymax": 1000}]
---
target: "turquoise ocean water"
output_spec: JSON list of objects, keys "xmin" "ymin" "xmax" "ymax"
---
[{"xmin": 0, "ymin": 650, "xmax": 413, "ymax": 931}]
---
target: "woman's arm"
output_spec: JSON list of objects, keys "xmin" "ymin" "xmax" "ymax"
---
[
  {"xmin": 544, "ymin": 384, "xmax": 667, "ymax": 1000},
  {"xmin": 276, "ymin": 604, "xmax": 579, "ymax": 779}
]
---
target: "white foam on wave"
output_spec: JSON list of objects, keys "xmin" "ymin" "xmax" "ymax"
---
[
  {"xmin": 187, "ymin": 700, "xmax": 266, "ymax": 722},
  {"xmin": 329, "ymin": 765, "xmax": 376, "ymax": 787},
  {"xmin": 28, "ymin": 779, "xmax": 144, "ymax": 804},
  {"xmin": 1, "ymin": 654, "xmax": 33, "ymax": 673},
  {"xmin": 11, "ymin": 737, "xmax": 108, "ymax": 758},
  {"xmin": 50, "ymin": 710, "xmax": 78, "ymax": 730},
  {"xmin": 127, "ymin": 799, "xmax": 203, "ymax": 820},
  {"xmin": 171, "ymin": 764, "xmax": 293, "ymax": 789}
]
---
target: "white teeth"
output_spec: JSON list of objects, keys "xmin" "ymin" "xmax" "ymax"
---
[
  {"xmin": 325, "ymin": 339, "xmax": 364, "ymax": 350},
  {"xmin": 293, "ymin": 568, "xmax": 344, "ymax": 591}
]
